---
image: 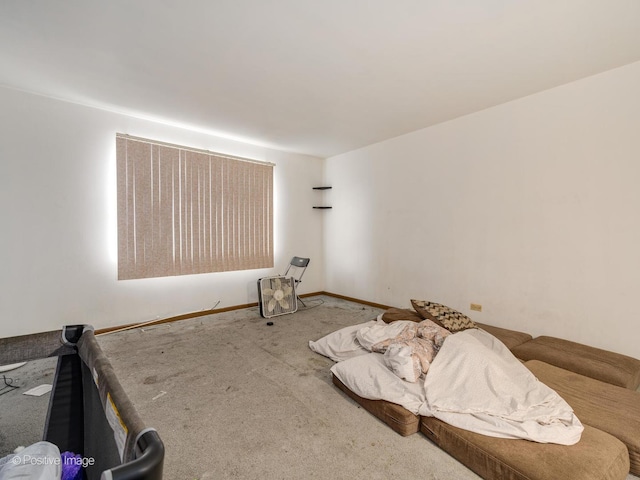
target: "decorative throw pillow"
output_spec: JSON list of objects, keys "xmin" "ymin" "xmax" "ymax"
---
[
  {"xmin": 410, "ymin": 299, "xmax": 477, "ymax": 332},
  {"xmin": 410, "ymin": 300, "xmax": 446, "ymax": 329}
]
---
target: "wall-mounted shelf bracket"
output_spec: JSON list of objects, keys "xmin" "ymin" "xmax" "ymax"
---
[{"xmin": 313, "ymin": 186, "xmax": 332, "ymax": 209}]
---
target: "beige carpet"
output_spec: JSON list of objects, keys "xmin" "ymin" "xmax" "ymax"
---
[{"xmin": 0, "ymin": 357, "xmax": 57, "ymax": 455}]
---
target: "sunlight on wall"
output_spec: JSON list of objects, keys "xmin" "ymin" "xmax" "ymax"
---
[
  {"xmin": 106, "ymin": 143, "xmax": 117, "ymax": 266},
  {"xmin": 273, "ymin": 168, "xmax": 281, "ymax": 262}
]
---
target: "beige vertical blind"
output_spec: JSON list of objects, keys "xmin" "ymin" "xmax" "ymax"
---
[{"xmin": 116, "ymin": 134, "xmax": 274, "ymax": 280}]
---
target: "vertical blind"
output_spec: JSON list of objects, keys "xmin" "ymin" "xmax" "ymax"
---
[{"xmin": 116, "ymin": 134, "xmax": 274, "ymax": 280}]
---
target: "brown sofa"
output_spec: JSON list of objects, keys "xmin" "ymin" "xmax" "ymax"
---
[{"xmin": 330, "ymin": 311, "xmax": 640, "ymax": 480}]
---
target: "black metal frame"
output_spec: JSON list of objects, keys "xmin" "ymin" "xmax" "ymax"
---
[
  {"xmin": 283, "ymin": 256, "xmax": 310, "ymax": 307},
  {"xmin": 2, "ymin": 325, "xmax": 164, "ymax": 480}
]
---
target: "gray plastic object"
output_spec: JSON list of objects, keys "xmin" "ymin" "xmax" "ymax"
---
[{"xmin": 0, "ymin": 441, "xmax": 61, "ymax": 480}]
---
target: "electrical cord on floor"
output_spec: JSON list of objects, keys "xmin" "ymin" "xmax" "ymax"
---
[
  {"xmin": 0, "ymin": 375, "xmax": 19, "ymax": 396},
  {"xmin": 298, "ymin": 298, "xmax": 325, "ymax": 310}
]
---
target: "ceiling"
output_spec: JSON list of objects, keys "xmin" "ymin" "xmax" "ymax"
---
[{"xmin": 1, "ymin": 1, "xmax": 640, "ymax": 158}]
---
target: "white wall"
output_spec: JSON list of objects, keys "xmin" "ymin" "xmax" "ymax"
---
[
  {"xmin": 0, "ymin": 87, "xmax": 324, "ymax": 337},
  {"xmin": 325, "ymin": 61, "xmax": 640, "ymax": 358}
]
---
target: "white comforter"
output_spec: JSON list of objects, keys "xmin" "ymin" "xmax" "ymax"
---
[
  {"xmin": 322, "ymin": 321, "xmax": 583, "ymax": 445},
  {"xmin": 419, "ymin": 329, "xmax": 583, "ymax": 445}
]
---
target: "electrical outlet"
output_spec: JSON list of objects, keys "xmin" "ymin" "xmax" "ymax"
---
[{"xmin": 470, "ymin": 303, "xmax": 482, "ymax": 312}]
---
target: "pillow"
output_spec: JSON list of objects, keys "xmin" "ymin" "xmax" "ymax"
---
[
  {"xmin": 330, "ymin": 353, "xmax": 427, "ymax": 414},
  {"xmin": 308, "ymin": 320, "xmax": 375, "ymax": 362},
  {"xmin": 380, "ymin": 308, "xmax": 423, "ymax": 324},
  {"xmin": 411, "ymin": 299, "xmax": 477, "ymax": 332}
]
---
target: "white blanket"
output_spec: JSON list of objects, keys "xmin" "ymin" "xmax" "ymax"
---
[{"xmin": 419, "ymin": 329, "xmax": 583, "ymax": 445}]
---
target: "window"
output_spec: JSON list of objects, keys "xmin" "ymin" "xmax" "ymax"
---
[{"xmin": 116, "ymin": 134, "xmax": 273, "ymax": 280}]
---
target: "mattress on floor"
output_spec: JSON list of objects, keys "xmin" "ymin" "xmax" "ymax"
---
[
  {"xmin": 420, "ymin": 417, "xmax": 629, "ymax": 480},
  {"xmin": 526, "ymin": 359, "xmax": 640, "ymax": 476},
  {"xmin": 332, "ymin": 374, "xmax": 420, "ymax": 436},
  {"xmin": 331, "ymin": 373, "xmax": 630, "ymax": 480}
]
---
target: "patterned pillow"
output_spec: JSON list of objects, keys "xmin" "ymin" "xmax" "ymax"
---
[{"xmin": 410, "ymin": 299, "xmax": 477, "ymax": 332}]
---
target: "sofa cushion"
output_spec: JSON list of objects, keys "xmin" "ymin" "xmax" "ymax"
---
[
  {"xmin": 526, "ymin": 359, "xmax": 640, "ymax": 476},
  {"xmin": 420, "ymin": 417, "xmax": 629, "ymax": 480},
  {"xmin": 511, "ymin": 336, "xmax": 640, "ymax": 390},
  {"xmin": 380, "ymin": 308, "xmax": 423, "ymax": 324}
]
